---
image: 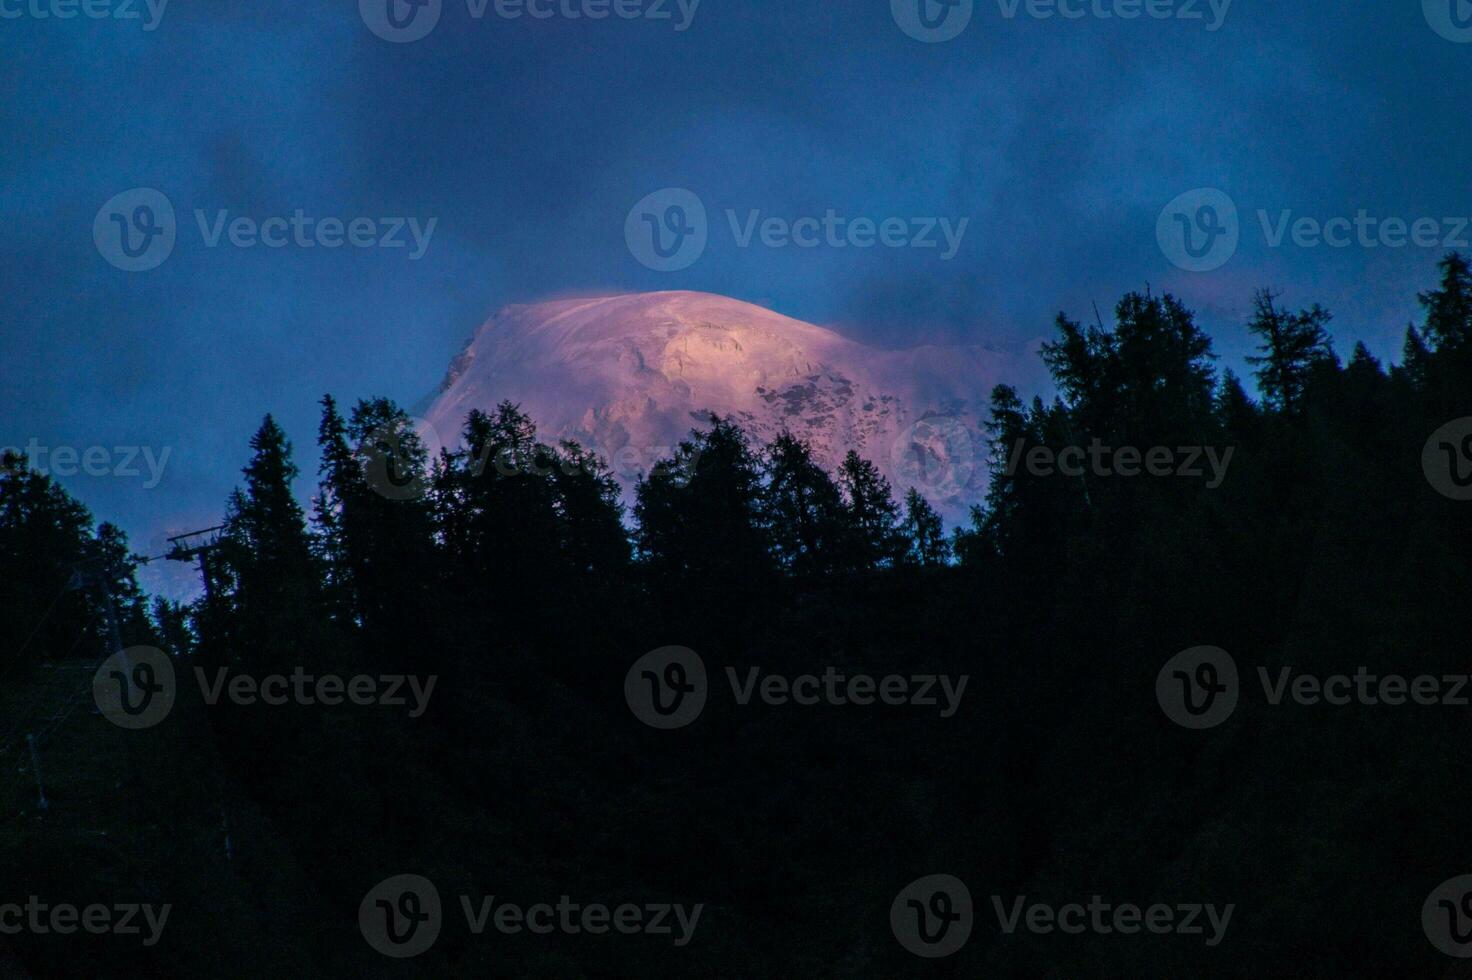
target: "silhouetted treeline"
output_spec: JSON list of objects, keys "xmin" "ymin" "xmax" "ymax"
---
[{"xmin": 8, "ymin": 255, "xmax": 1472, "ymax": 976}]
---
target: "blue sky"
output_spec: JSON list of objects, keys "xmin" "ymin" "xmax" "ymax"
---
[{"xmin": 4, "ymin": 0, "xmax": 1471, "ymax": 588}]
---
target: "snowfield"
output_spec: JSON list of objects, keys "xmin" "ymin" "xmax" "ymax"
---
[{"xmin": 425, "ymin": 291, "xmax": 1034, "ymax": 518}]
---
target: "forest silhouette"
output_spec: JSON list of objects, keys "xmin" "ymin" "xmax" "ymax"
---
[{"xmin": 6, "ymin": 255, "xmax": 1472, "ymax": 976}]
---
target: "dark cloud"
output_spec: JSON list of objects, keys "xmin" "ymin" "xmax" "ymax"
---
[{"xmin": 3, "ymin": 0, "xmax": 1468, "ymax": 560}]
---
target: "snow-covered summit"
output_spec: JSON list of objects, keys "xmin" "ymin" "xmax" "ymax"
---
[{"xmin": 425, "ymin": 291, "xmax": 1031, "ymax": 517}]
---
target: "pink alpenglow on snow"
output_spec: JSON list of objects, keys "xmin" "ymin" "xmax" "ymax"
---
[{"xmin": 425, "ymin": 291, "xmax": 1038, "ymax": 519}]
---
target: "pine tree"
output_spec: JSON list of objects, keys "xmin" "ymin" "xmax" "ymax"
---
[
  {"xmin": 435, "ymin": 403, "xmax": 564, "ymax": 623},
  {"xmin": 229, "ymin": 415, "xmax": 314, "ymax": 573},
  {"xmin": 1216, "ymin": 369, "xmax": 1258, "ymax": 437},
  {"xmin": 345, "ymin": 399, "xmax": 438, "ymax": 629},
  {"xmin": 1245, "ymin": 289, "xmax": 1335, "ymax": 416},
  {"xmin": 977, "ymin": 384, "xmax": 1049, "ymax": 560},
  {"xmin": 0, "ymin": 458, "xmax": 134, "ymax": 673},
  {"xmin": 1418, "ymin": 252, "xmax": 1472, "ymax": 352},
  {"xmin": 1414, "ymin": 253, "xmax": 1472, "ymax": 416},
  {"xmin": 549, "ymin": 440, "xmax": 631, "ymax": 576},
  {"xmin": 901, "ymin": 488, "xmax": 949, "ymax": 566},
  {"xmin": 1041, "ymin": 292, "xmax": 1218, "ymax": 454},
  {"xmin": 1398, "ymin": 325, "xmax": 1432, "ymax": 393},
  {"xmin": 837, "ymin": 450, "xmax": 904, "ymax": 569},
  {"xmin": 218, "ymin": 415, "xmax": 322, "ymax": 672},
  {"xmin": 312, "ymin": 394, "xmax": 360, "ymax": 624},
  {"xmin": 761, "ymin": 432, "xmax": 850, "ymax": 577},
  {"xmin": 634, "ymin": 416, "xmax": 772, "ymax": 590}
]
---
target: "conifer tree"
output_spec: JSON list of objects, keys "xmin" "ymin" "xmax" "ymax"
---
[
  {"xmin": 219, "ymin": 415, "xmax": 321, "ymax": 671},
  {"xmin": 548, "ymin": 440, "xmax": 631, "ymax": 577},
  {"xmin": 312, "ymin": 394, "xmax": 360, "ymax": 624},
  {"xmin": 761, "ymin": 432, "xmax": 850, "ymax": 577},
  {"xmin": 634, "ymin": 416, "xmax": 772, "ymax": 589},
  {"xmin": 1244, "ymin": 289, "xmax": 1335, "ymax": 416},
  {"xmin": 1418, "ymin": 252, "xmax": 1472, "ymax": 352},
  {"xmin": 837, "ymin": 450, "xmax": 904, "ymax": 569},
  {"xmin": 901, "ymin": 488, "xmax": 949, "ymax": 567}
]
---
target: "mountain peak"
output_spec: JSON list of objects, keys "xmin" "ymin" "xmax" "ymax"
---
[{"xmin": 425, "ymin": 291, "xmax": 1032, "ymax": 517}]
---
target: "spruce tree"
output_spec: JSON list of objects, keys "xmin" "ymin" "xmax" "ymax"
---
[
  {"xmin": 1418, "ymin": 251, "xmax": 1472, "ymax": 352},
  {"xmin": 634, "ymin": 416, "xmax": 772, "ymax": 590},
  {"xmin": 761, "ymin": 432, "xmax": 850, "ymax": 578},
  {"xmin": 837, "ymin": 450, "xmax": 904, "ymax": 569},
  {"xmin": 901, "ymin": 488, "xmax": 949, "ymax": 566}
]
